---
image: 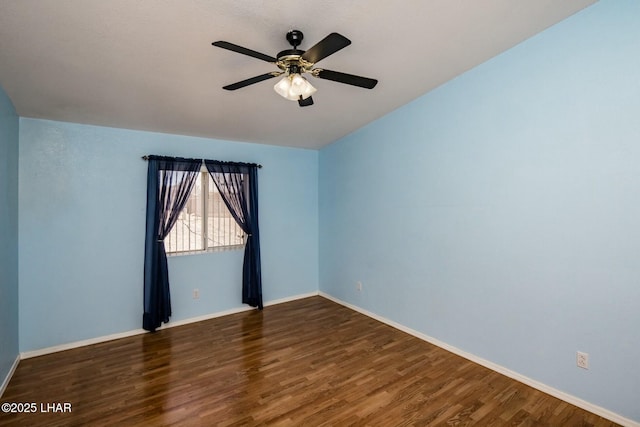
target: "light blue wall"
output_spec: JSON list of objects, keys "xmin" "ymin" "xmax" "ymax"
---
[
  {"xmin": 19, "ymin": 119, "xmax": 318, "ymax": 352},
  {"xmin": 320, "ymin": 0, "xmax": 639, "ymax": 422},
  {"xmin": 0, "ymin": 86, "xmax": 19, "ymax": 386}
]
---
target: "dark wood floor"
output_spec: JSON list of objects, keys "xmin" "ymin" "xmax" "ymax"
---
[{"xmin": 0, "ymin": 296, "xmax": 619, "ymax": 426}]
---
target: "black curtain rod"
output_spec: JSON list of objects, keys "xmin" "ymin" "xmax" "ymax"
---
[{"xmin": 141, "ymin": 155, "xmax": 262, "ymax": 168}]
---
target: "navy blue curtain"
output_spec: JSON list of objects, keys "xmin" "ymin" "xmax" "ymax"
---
[
  {"xmin": 205, "ymin": 161, "xmax": 263, "ymax": 309},
  {"xmin": 143, "ymin": 156, "xmax": 202, "ymax": 331}
]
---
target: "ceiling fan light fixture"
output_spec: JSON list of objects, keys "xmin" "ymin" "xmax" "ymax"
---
[
  {"xmin": 274, "ymin": 73, "xmax": 316, "ymax": 101},
  {"xmin": 273, "ymin": 76, "xmax": 295, "ymax": 100},
  {"xmin": 297, "ymin": 76, "xmax": 317, "ymax": 100}
]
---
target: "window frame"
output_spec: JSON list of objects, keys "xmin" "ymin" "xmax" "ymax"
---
[{"xmin": 165, "ymin": 166, "xmax": 246, "ymax": 256}]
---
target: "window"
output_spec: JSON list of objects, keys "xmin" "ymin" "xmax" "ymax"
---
[{"xmin": 165, "ymin": 167, "xmax": 246, "ymax": 255}]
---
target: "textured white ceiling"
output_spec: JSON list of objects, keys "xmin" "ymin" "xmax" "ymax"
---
[{"xmin": 0, "ymin": 0, "xmax": 596, "ymax": 149}]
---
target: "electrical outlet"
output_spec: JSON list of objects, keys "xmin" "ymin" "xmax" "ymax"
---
[
  {"xmin": 576, "ymin": 351, "xmax": 589, "ymax": 369},
  {"xmin": 357, "ymin": 281, "xmax": 363, "ymax": 291},
  {"xmin": 193, "ymin": 288, "xmax": 200, "ymax": 300}
]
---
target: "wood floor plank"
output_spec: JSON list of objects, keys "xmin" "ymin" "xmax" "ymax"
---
[{"xmin": 0, "ymin": 296, "xmax": 621, "ymax": 426}]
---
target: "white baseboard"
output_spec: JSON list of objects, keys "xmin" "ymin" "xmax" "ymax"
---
[
  {"xmin": 20, "ymin": 328, "xmax": 149, "ymax": 359},
  {"xmin": 0, "ymin": 355, "xmax": 20, "ymax": 398},
  {"xmin": 318, "ymin": 292, "xmax": 639, "ymax": 427},
  {"xmin": 264, "ymin": 291, "xmax": 319, "ymax": 307},
  {"xmin": 20, "ymin": 291, "xmax": 319, "ymax": 360}
]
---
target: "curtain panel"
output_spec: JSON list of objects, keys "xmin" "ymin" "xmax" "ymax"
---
[
  {"xmin": 205, "ymin": 160, "xmax": 263, "ymax": 310},
  {"xmin": 143, "ymin": 156, "xmax": 202, "ymax": 332}
]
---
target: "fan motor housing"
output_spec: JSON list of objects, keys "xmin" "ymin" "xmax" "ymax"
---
[{"xmin": 276, "ymin": 49, "xmax": 313, "ymax": 74}]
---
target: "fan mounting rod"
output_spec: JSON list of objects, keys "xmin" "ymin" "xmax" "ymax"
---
[{"xmin": 286, "ymin": 30, "xmax": 303, "ymax": 48}]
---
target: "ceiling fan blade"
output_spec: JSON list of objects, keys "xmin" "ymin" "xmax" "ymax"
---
[
  {"xmin": 298, "ymin": 96, "xmax": 314, "ymax": 107},
  {"xmin": 222, "ymin": 72, "xmax": 282, "ymax": 90},
  {"xmin": 314, "ymin": 69, "xmax": 378, "ymax": 89},
  {"xmin": 301, "ymin": 33, "xmax": 351, "ymax": 64},
  {"xmin": 212, "ymin": 41, "xmax": 276, "ymax": 63}
]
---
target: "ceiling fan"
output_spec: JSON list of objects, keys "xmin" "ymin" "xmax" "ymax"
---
[{"xmin": 212, "ymin": 30, "xmax": 378, "ymax": 107}]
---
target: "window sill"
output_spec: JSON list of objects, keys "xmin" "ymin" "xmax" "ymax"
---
[{"xmin": 167, "ymin": 244, "xmax": 245, "ymax": 257}]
